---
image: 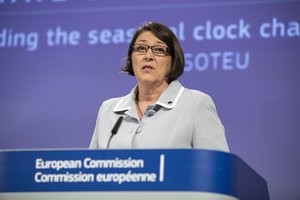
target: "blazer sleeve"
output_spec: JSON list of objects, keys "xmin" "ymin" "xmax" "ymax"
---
[
  {"xmin": 89, "ymin": 103, "xmax": 105, "ymax": 149},
  {"xmin": 192, "ymin": 93, "xmax": 229, "ymax": 152}
]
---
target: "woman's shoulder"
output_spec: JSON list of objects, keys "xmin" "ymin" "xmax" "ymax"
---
[
  {"xmin": 100, "ymin": 96, "xmax": 124, "ymax": 109},
  {"xmin": 181, "ymin": 87, "xmax": 218, "ymax": 114},
  {"xmin": 183, "ymin": 87, "xmax": 213, "ymax": 103}
]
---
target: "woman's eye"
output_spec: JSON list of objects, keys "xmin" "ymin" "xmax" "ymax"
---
[
  {"xmin": 153, "ymin": 46, "xmax": 166, "ymax": 53},
  {"xmin": 135, "ymin": 45, "xmax": 147, "ymax": 52},
  {"xmin": 156, "ymin": 48, "xmax": 165, "ymax": 53}
]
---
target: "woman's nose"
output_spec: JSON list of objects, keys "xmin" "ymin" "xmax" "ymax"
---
[{"xmin": 143, "ymin": 48, "xmax": 154, "ymax": 60}]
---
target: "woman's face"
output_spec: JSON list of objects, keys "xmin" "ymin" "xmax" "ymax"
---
[{"xmin": 131, "ymin": 31, "xmax": 172, "ymax": 87}]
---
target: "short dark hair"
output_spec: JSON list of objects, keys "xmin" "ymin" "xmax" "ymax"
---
[{"xmin": 122, "ymin": 22, "xmax": 185, "ymax": 83}]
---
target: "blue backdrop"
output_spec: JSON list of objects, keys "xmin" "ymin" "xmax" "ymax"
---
[{"xmin": 1, "ymin": 0, "xmax": 300, "ymax": 199}]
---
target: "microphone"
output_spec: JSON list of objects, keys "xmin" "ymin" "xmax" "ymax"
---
[{"xmin": 107, "ymin": 116, "xmax": 124, "ymax": 149}]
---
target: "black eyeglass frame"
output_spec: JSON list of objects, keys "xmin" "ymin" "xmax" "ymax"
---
[{"xmin": 132, "ymin": 44, "xmax": 170, "ymax": 57}]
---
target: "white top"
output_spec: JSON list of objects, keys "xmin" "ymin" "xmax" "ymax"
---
[{"xmin": 89, "ymin": 80, "xmax": 229, "ymax": 152}]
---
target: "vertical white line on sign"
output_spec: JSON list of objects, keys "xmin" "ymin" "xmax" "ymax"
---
[{"xmin": 159, "ymin": 154, "xmax": 165, "ymax": 182}]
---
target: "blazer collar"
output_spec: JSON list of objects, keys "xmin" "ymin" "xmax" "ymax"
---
[
  {"xmin": 113, "ymin": 80, "xmax": 185, "ymax": 113},
  {"xmin": 156, "ymin": 80, "xmax": 184, "ymax": 109}
]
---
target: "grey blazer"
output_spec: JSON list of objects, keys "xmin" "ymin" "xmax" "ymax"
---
[{"xmin": 90, "ymin": 80, "xmax": 229, "ymax": 152}]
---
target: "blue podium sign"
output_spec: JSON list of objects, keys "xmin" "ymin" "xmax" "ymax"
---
[{"xmin": 0, "ymin": 149, "xmax": 269, "ymax": 200}]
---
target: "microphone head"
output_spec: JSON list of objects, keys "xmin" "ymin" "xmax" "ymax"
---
[{"xmin": 111, "ymin": 116, "xmax": 124, "ymax": 135}]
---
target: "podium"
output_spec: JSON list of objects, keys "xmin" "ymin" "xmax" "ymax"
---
[{"xmin": 0, "ymin": 149, "xmax": 269, "ymax": 200}]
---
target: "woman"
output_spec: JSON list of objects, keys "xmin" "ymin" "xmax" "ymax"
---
[{"xmin": 89, "ymin": 22, "xmax": 229, "ymax": 152}]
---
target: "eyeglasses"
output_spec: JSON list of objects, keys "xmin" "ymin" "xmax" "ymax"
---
[{"xmin": 132, "ymin": 44, "xmax": 169, "ymax": 57}]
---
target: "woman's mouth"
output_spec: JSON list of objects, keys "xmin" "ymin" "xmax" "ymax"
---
[{"xmin": 142, "ymin": 65, "xmax": 154, "ymax": 70}]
